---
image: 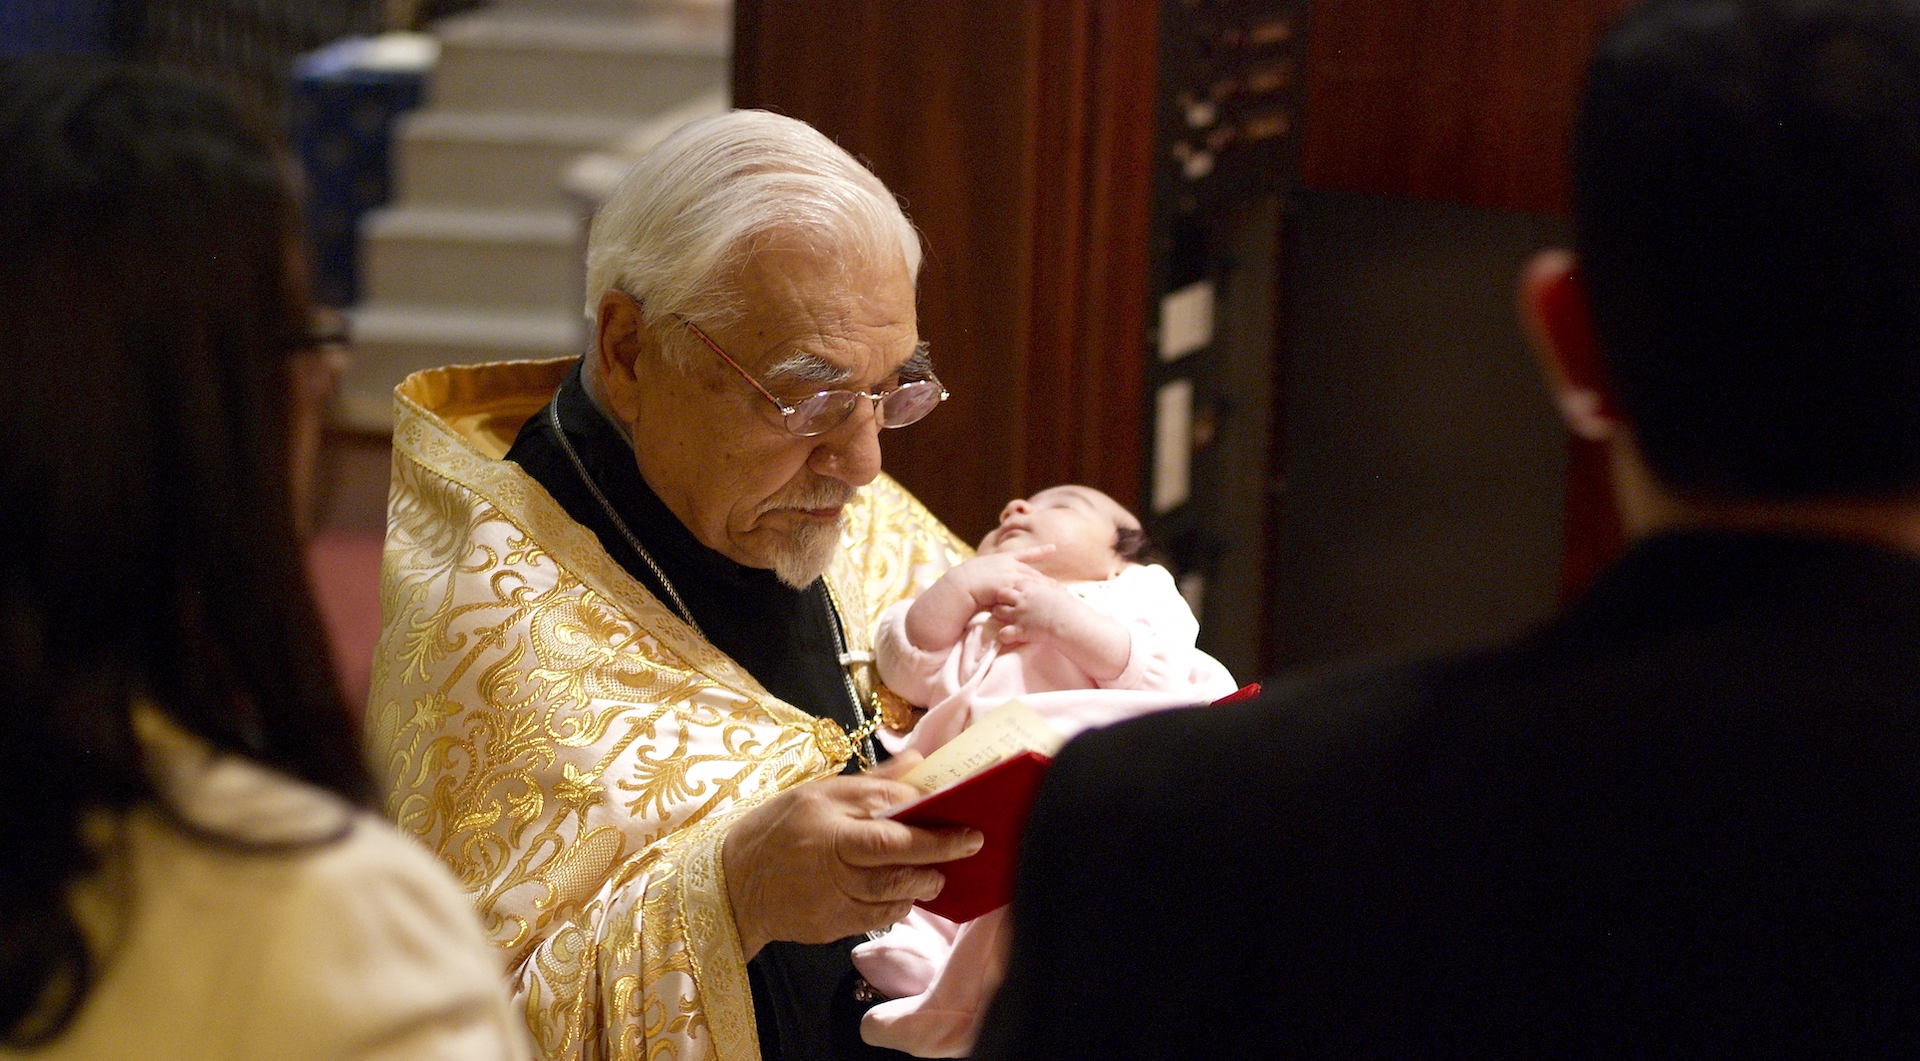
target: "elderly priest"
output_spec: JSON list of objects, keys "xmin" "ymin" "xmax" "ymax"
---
[{"xmin": 366, "ymin": 110, "xmax": 982, "ymax": 1061}]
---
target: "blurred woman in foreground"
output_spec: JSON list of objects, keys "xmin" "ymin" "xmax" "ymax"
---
[{"xmin": 0, "ymin": 61, "xmax": 525, "ymax": 1059}]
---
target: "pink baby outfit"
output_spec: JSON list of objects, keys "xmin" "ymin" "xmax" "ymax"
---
[{"xmin": 856, "ymin": 562, "xmax": 1238, "ymax": 1057}]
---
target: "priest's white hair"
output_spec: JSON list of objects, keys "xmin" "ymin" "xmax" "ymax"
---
[{"xmin": 583, "ymin": 108, "xmax": 921, "ymax": 381}]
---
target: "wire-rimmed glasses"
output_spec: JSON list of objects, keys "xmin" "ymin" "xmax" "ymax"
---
[{"xmin": 682, "ymin": 318, "xmax": 949, "ymax": 438}]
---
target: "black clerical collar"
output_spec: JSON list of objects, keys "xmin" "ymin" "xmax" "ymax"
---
[{"xmin": 549, "ymin": 364, "xmax": 804, "ymax": 594}]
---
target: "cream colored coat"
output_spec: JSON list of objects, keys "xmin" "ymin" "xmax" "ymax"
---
[{"xmin": 7, "ymin": 710, "xmax": 528, "ymax": 1061}]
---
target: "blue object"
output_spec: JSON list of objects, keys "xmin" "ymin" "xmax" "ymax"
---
[
  {"xmin": 291, "ymin": 36, "xmax": 431, "ymax": 307},
  {"xmin": 0, "ymin": 0, "xmax": 115, "ymax": 56}
]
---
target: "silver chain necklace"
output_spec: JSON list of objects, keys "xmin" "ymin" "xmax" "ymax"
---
[
  {"xmin": 550, "ymin": 402, "xmax": 702, "ymax": 635},
  {"xmin": 546, "ymin": 401, "xmax": 879, "ymax": 766}
]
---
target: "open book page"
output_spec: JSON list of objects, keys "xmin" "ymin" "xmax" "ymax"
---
[{"xmin": 897, "ymin": 699, "xmax": 1066, "ymax": 794}]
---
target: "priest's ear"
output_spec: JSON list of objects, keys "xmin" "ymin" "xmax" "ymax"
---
[
  {"xmin": 1519, "ymin": 249, "xmax": 1621, "ymax": 443},
  {"xmin": 593, "ymin": 289, "xmax": 660, "ymax": 425}
]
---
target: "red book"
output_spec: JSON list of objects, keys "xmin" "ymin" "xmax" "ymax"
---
[
  {"xmin": 873, "ymin": 686, "xmax": 1258, "ymax": 923},
  {"xmin": 879, "ymin": 750, "xmax": 1054, "ymax": 923}
]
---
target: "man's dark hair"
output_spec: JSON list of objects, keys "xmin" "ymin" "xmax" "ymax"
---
[
  {"xmin": 1575, "ymin": 0, "xmax": 1920, "ymax": 498},
  {"xmin": 0, "ymin": 59, "xmax": 368, "ymax": 1046}
]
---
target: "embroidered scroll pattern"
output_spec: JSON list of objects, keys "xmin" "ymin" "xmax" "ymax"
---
[
  {"xmin": 366, "ymin": 375, "xmax": 965, "ymax": 1061},
  {"xmin": 827, "ymin": 477, "xmax": 970, "ymax": 717}
]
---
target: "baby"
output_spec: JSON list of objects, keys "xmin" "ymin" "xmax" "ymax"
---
[{"xmin": 854, "ymin": 484, "xmax": 1240, "ymax": 1057}]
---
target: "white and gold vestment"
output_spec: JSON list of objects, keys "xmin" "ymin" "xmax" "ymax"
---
[{"xmin": 364, "ymin": 360, "xmax": 965, "ymax": 1061}]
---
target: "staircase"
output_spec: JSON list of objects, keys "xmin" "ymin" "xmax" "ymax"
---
[{"xmin": 337, "ymin": 0, "xmax": 730, "ymax": 431}]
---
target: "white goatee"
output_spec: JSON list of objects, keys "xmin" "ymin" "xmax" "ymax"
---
[{"xmin": 759, "ymin": 480, "xmax": 855, "ymax": 588}]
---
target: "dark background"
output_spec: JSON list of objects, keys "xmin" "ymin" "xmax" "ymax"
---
[{"xmin": 736, "ymin": 0, "xmax": 1637, "ymax": 677}]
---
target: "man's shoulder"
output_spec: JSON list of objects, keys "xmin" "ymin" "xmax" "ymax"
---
[
  {"xmin": 844, "ymin": 474, "xmax": 960, "ymax": 549},
  {"xmin": 1045, "ymin": 655, "xmax": 1437, "ymax": 802},
  {"xmin": 990, "ymin": 651, "xmax": 1500, "ymax": 1060},
  {"xmin": 397, "ymin": 358, "xmax": 573, "ymax": 459},
  {"xmin": 1028, "ymin": 635, "xmax": 1573, "ymax": 863},
  {"xmin": 835, "ymin": 474, "xmax": 971, "ymax": 602},
  {"xmin": 499, "ymin": 394, "xmax": 567, "ymax": 487}
]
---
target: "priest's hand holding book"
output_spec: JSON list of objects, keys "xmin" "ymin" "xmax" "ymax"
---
[{"xmin": 721, "ymin": 753, "xmax": 984, "ymax": 961}]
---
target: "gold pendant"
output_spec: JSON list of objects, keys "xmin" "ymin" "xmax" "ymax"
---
[{"xmin": 872, "ymin": 684, "xmax": 919, "ymax": 733}]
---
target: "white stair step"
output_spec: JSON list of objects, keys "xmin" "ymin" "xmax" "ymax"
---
[
  {"xmin": 358, "ymin": 205, "xmax": 582, "ymax": 310},
  {"xmin": 429, "ymin": 7, "xmax": 727, "ymax": 117},
  {"xmin": 490, "ymin": 0, "xmax": 730, "ymax": 15},
  {"xmin": 489, "ymin": 0, "xmax": 730, "ymax": 23},
  {"xmin": 336, "ymin": 304, "xmax": 584, "ymax": 432},
  {"xmin": 396, "ymin": 110, "xmax": 640, "ymax": 209},
  {"xmin": 562, "ymin": 88, "xmax": 729, "ymax": 207}
]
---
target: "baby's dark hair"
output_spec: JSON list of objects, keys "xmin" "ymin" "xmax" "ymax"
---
[{"xmin": 1114, "ymin": 526, "xmax": 1168, "ymax": 567}]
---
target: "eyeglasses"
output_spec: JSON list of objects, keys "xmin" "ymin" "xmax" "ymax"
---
[
  {"xmin": 306, "ymin": 308, "xmax": 350, "ymax": 350},
  {"xmin": 682, "ymin": 319, "xmax": 949, "ymax": 438},
  {"xmin": 289, "ymin": 311, "xmax": 350, "ymax": 405},
  {"xmin": 279, "ymin": 308, "xmax": 349, "ymax": 357}
]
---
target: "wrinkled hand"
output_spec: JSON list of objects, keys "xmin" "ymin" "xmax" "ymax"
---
[{"xmin": 723, "ymin": 753, "xmax": 983, "ymax": 959}]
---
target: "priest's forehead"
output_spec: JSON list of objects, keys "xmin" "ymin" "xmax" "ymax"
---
[{"xmin": 718, "ymin": 240, "xmax": 922, "ymax": 389}]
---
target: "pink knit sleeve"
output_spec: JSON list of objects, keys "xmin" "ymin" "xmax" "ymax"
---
[
  {"xmin": 1094, "ymin": 566, "xmax": 1240, "ymax": 700},
  {"xmin": 875, "ymin": 598, "xmax": 954, "ymax": 707}
]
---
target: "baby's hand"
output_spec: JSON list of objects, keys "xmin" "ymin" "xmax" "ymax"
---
[
  {"xmin": 989, "ymin": 577, "xmax": 1135, "ymax": 682},
  {"xmin": 903, "ymin": 546, "xmax": 1057, "ymax": 653},
  {"xmin": 943, "ymin": 546, "xmax": 1056, "ymax": 609},
  {"xmin": 988, "ymin": 577, "xmax": 1086, "ymax": 647}
]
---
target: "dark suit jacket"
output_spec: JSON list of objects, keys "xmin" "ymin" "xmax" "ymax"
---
[{"xmin": 974, "ymin": 532, "xmax": 1920, "ymax": 1059}]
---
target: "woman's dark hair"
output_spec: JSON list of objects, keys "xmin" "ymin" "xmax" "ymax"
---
[{"xmin": 0, "ymin": 59, "xmax": 370, "ymax": 1046}]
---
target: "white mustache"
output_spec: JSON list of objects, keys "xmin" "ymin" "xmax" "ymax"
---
[{"xmin": 760, "ymin": 480, "xmax": 856, "ymax": 515}]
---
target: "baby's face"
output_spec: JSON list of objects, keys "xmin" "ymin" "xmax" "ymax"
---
[{"xmin": 977, "ymin": 485, "xmax": 1137, "ymax": 581}]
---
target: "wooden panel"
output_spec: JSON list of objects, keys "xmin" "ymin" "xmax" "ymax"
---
[
  {"xmin": 735, "ymin": 0, "xmax": 1032, "ymax": 544},
  {"xmin": 1272, "ymin": 191, "xmax": 1568, "ymax": 669},
  {"xmin": 1020, "ymin": 1, "xmax": 1158, "ymax": 507},
  {"xmin": 1298, "ymin": 0, "xmax": 1638, "ymax": 216},
  {"xmin": 734, "ymin": 1, "xmax": 1156, "ymax": 544}
]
